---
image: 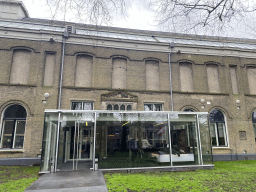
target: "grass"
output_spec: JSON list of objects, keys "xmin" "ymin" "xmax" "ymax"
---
[
  {"xmin": 104, "ymin": 160, "xmax": 256, "ymax": 192},
  {"xmin": 0, "ymin": 165, "xmax": 40, "ymax": 192}
]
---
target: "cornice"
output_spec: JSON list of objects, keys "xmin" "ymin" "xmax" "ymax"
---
[{"xmin": 1, "ymin": 26, "xmax": 256, "ymax": 58}]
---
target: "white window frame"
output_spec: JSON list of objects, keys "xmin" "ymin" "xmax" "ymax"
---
[
  {"xmin": 252, "ymin": 111, "xmax": 256, "ymax": 141},
  {"xmin": 106, "ymin": 103, "xmax": 133, "ymax": 111},
  {"xmin": 0, "ymin": 105, "xmax": 27, "ymax": 150},
  {"xmin": 253, "ymin": 124, "xmax": 256, "ymax": 141},
  {"xmin": 71, "ymin": 101, "xmax": 94, "ymax": 110},
  {"xmin": 209, "ymin": 110, "xmax": 229, "ymax": 148},
  {"xmin": 0, "ymin": 119, "xmax": 26, "ymax": 149},
  {"xmin": 144, "ymin": 103, "xmax": 163, "ymax": 111}
]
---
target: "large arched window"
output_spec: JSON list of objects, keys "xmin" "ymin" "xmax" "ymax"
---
[
  {"xmin": 0, "ymin": 105, "xmax": 27, "ymax": 149},
  {"xmin": 209, "ymin": 109, "xmax": 227, "ymax": 147},
  {"xmin": 183, "ymin": 108, "xmax": 194, "ymax": 112},
  {"xmin": 252, "ymin": 111, "xmax": 256, "ymax": 141}
]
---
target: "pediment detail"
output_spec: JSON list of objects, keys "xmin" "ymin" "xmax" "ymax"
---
[{"xmin": 101, "ymin": 91, "xmax": 138, "ymax": 102}]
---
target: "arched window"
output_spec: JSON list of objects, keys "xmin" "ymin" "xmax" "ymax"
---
[
  {"xmin": 1, "ymin": 105, "xmax": 27, "ymax": 149},
  {"xmin": 120, "ymin": 105, "xmax": 125, "ymax": 111},
  {"xmin": 127, "ymin": 105, "xmax": 132, "ymax": 111},
  {"xmin": 209, "ymin": 109, "xmax": 227, "ymax": 147},
  {"xmin": 114, "ymin": 105, "xmax": 119, "ymax": 110},
  {"xmin": 252, "ymin": 111, "xmax": 256, "ymax": 141},
  {"xmin": 107, "ymin": 104, "xmax": 112, "ymax": 110},
  {"xmin": 183, "ymin": 108, "xmax": 194, "ymax": 112}
]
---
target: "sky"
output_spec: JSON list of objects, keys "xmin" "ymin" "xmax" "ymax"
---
[
  {"xmin": 22, "ymin": 0, "xmax": 157, "ymax": 31},
  {"xmin": 21, "ymin": 0, "xmax": 256, "ymax": 39}
]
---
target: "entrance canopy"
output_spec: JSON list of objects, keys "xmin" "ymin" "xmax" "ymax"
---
[{"xmin": 40, "ymin": 110, "xmax": 213, "ymax": 173}]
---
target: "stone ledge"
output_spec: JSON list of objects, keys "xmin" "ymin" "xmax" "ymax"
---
[
  {"xmin": 212, "ymin": 147, "xmax": 231, "ymax": 150},
  {"xmin": 0, "ymin": 83, "xmax": 37, "ymax": 87},
  {"xmin": 213, "ymin": 153, "xmax": 256, "ymax": 161},
  {"xmin": 100, "ymin": 164, "xmax": 214, "ymax": 173},
  {"xmin": 0, "ymin": 157, "xmax": 41, "ymax": 166}
]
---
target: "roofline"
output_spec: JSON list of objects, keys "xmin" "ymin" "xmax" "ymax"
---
[{"xmin": 20, "ymin": 17, "xmax": 256, "ymax": 44}]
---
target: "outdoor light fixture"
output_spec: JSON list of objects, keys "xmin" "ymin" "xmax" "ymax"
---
[
  {"xmin": 236, "ymin": 100, "xmax": 240, "ymax": 109},
  {"xmin": 42, "ymin": 93, "xmax": 50, "ymax": 104},
  {"xmin": 44, "ymin": 93, "xmax": 50, "ymax": 98}
]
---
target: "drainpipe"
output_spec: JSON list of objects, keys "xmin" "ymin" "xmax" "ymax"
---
[
  {"xmin": 169, "ymin": 43, "xmax": 174, "ymax": 111},
  {"xmin": 54, "ymin": 31, "xmax": 68, "ymax": 172},
  {"xmin": 58, "ymin": 31, "xmax": 68, "ymax": 109}
]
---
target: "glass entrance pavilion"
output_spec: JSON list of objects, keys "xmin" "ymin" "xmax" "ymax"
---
[{"xmin": 40, "ymin": 110, "xmax": 213, "ymax": 173}]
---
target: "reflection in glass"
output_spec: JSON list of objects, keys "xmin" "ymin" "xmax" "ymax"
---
[
  {"xmin": 198, "ymin": 114, "xmax": 213, "ymax": 164},
  {"xmin": 84, "ymin": 103, "xmax": 93, "ymax": 110},
  {"xmin": 209, "ymin": 110, "xmax": 227, "ymax": 146},
  {"xmin": 40, "ymin": 111, "xmax": 212, "ymax": 172},
  {"xmin": 144, "ymin": 104, "xmax": 152, "ymax": 111},
  {"xmin": 71, "ymin": 102, "xmax": 82, "ymax": 110},
  {"xmin": 170, "ymin": 114, "xmax": 199, "ymax": 166},
  {"xmin": 1, "ymin": 105, "xmax": 26, "ymax": 149},
  {"xmin": 144, "ymin": 104, "xmax": 162, "ymax": 111},
  {"xmin": 252, "ymin": 112, "xmax": 256, "ymax": 141},
  {"xmin": 96, "ymin": 113, "xmax": 170, "ymax": 169},
  {"xmin": 71, "ymin": 102, "xmax": 93, "ymax": 110}
]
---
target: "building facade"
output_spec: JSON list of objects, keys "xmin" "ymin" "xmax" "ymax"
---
[{"xmin": 0, "ymin": 1, "xmax": 256, "ymax": 169}]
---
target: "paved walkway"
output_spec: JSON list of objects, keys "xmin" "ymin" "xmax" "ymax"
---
[{"xmin": 25, "ymin": 171, "xmax": 108, "ymax": 192}]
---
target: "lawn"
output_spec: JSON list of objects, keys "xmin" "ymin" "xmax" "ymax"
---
[
  {"xmin": 0, "ymin": 165, "xmax": 40, "ymax": 192},
  {"xmin": 104, "ymin": 160, "xmax": 256, "ymax": 192}
]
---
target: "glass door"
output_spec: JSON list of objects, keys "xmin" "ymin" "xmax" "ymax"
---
[
  {"xmin": 79, "ymin": 126, "xmax": 93, "ymax": 159},
  {"xmin": 40, "ymin": 117, "xmax": 58, "ymax": 173},
  {"xmin": 60, "ymin": 119, "xmax": 94, "ymax": 171},
  {"xmin": 66, "ymin": 123, "xmax": 93, "ymax": 161}
]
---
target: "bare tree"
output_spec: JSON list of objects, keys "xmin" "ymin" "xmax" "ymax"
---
[
  {"xmin": 29, "ymin": 0, "xmax": 256, "ymax": 37},
  {"xmin": 150, "ymin": 0, "xmax": 256, "ymax": 36},
  {"xmin": 44, "ymin": 0, "xmax": 128, "ymax": 25}
]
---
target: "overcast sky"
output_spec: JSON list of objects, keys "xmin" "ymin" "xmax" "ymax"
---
[
  {"xmin": 21, "ymin": 0, "xmax": 256, "ymax": 39},
  {"xmin": 22, "ymin": 0, "xmax": 157, "ymax": 31}
]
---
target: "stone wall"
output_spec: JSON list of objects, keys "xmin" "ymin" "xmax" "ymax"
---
[{"xmin": 0, "ymin": 36, "xmax": 256, "ymax": 160}]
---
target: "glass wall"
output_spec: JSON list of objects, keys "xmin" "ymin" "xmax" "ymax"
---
[
  {"xmin": 57, "ymin": 112, "xmax": 95, "ymax": 171},
  {"xmin": 96, "ymin": 112, "xmax": 170, "ymax": 169},
  {"xmin": 198, "ymin": 114, "xmax": 213, "ymax": 164},
  {"xmin": 169, "ymin": 114, "xmax": 199, "ymax": 166},
  {"xmin": 40, "ymin": 113, "xmax": 59, "ymax": 173},
  {"xmin": 40, "ymin": 111, "xmax": 212, "ymax": 172}
]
